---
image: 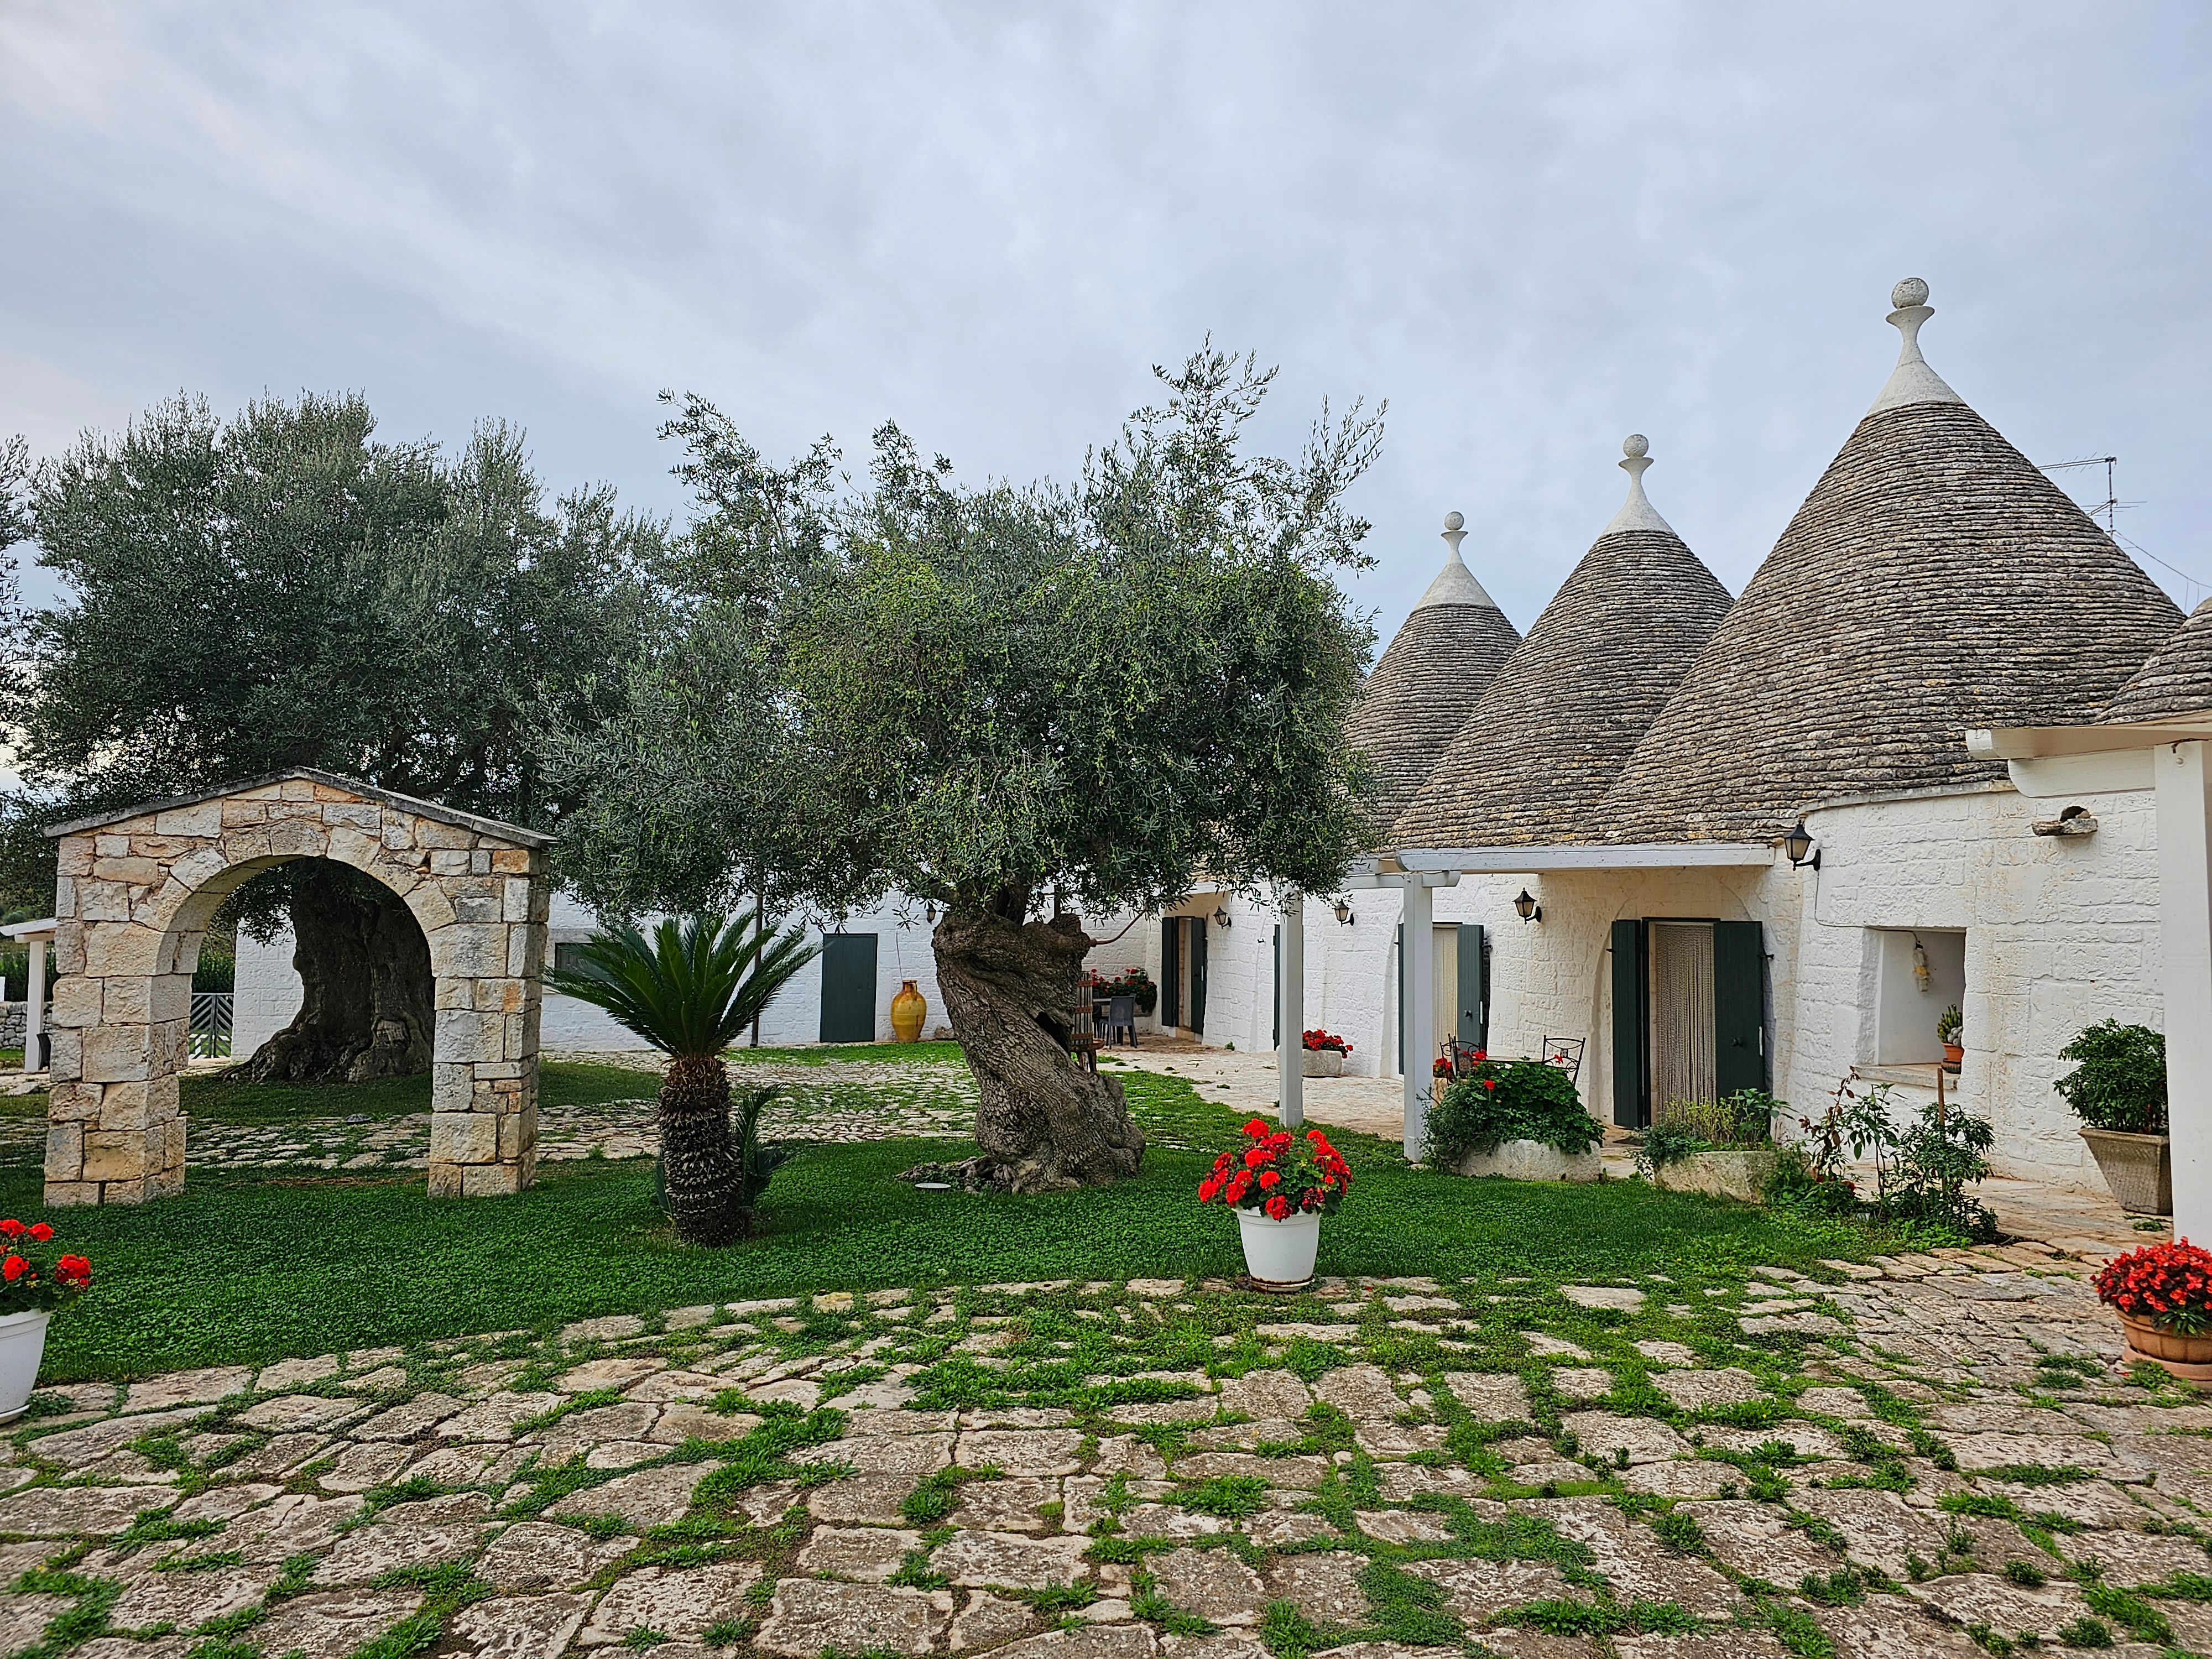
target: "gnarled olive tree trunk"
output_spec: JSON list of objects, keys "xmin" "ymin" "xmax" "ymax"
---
[
  {"xmin": 233, "ymin": 861, "xmax": 434, "ymax": 1084},
  {"xmin": 933, "ymin": 905, "xmax": 1145, "ymax": 1192}
]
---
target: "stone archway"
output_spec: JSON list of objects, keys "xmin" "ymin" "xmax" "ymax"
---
[{"xmin": 43, "ymin": 768, "xmax": 551, "ymax": 1206}]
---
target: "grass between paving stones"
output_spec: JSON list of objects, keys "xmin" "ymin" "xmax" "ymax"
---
[{"xmin": 20, "ymin": 1066, "xmax": 1897, "ymax": 1379}]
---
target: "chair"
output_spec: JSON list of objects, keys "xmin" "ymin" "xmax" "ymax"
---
[
  {"xmin": 1105, "ymin": 994, "xmax": 1138, "ymax": 1047},
  {"xmin": 1541, "ymin": 1036, "xmax": 1584, "ymax": 1083}
]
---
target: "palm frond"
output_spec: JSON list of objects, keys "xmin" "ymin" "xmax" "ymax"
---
[{"xmin": 546, "ymin": 911, "xmax": 821, "ymax": 1060}]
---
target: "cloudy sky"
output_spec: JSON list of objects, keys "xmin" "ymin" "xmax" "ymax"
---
[{"xmin": 3, "ymin": 2, "xmax": 2207, "ymax": 643}]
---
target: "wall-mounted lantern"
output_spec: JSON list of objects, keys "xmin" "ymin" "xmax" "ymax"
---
[
  {"xmin": 1212, "ymin": 905, "xmax": 1232, "ymax": 928},
  {"xmin": 1783, "ymin": 818, "xmax": 1821, "ymax": 871},
  {"xmin": 1513, "ymin": 888, "xmax": 1542, "ymax": 924},
  {"xmin": 1332, "ymin": 898, "xmax": 1355, "ymax": 927}
]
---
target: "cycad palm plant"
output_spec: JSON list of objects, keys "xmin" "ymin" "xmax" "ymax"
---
[{"xmin": 547, "ymin": 912, "xmax": 820, "ymax": 1245}]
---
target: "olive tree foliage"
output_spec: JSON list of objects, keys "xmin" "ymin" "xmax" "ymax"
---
[
  {"xmin": 4, "ymin": 393, "xmax": 662, "ymax": 1079},
  {"xmin": 555, "ymin": 347, "xmax": 1383, "ymax": 1187}
]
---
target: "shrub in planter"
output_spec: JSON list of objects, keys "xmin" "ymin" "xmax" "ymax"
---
[
  {"xmin": 2095, "ymin": 1239, "xmax": 2212, "ymax": 1381},
  {"xmin": 1427, "ymin": 1059, "xmax": 1602, "ymax": 1170},
  {"xmin": 2058, "ymin": 1020, "xmax": 2170, "ymax": 1215},
  {"xmin": 1639, "ymin": 1092, "xmax": 1782, "ymax": 1201},
  {"xmin": 0, "ymin": 1220, "xmax": 92, "ymax": 1422}
]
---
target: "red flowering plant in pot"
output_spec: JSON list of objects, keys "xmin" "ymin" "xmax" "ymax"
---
[
  {"xmin": 0, "ymin": 1219, "xmax": 91, "ymax": 1423},
  {"xmin": 2096, "ymin": 1238, "xmax": 2212, "ymax": 1380},
  {"xmin": 1198, "ymin": 1119, "xmax": 1352, "ymax": 1291}
]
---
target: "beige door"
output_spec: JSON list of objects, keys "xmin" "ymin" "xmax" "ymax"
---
[
  {"xmin": 1433, "ymin": 925, "xmax": 1459, "ymax": 1060},
  {"xmin": 1648, "ymin": 921, "xmax": 1716, "ymax": 1121}
]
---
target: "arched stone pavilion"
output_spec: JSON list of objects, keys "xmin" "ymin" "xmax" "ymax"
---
[{"xmin": 43, "ymin": 768, "xmax": 551, "ymax": 1206}]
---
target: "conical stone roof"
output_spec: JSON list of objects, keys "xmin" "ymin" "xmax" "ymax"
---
[
  {"xmin": 1345, "ymin": 513, "xmax": 1522, "ymax": 844},
  {"xmin": 1393, "ymin": 437, "xmax": 1733, "ymax": 849},
  {"xmin": 1594, "ymin": 278, "xmax": 2182, "ymax": 845},
  {"xmin": 2103, "ymin": 597, "xmax": 2212, "ymax": 724}
]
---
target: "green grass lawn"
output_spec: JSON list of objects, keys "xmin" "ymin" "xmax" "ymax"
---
[
  {"xmin": 15, "ymin": 1069, "xmax": 1883, "ymax": 1382},
  {"xmin": 174, "ymin": 1057, "xmax": 659, "ymax": 1126}
]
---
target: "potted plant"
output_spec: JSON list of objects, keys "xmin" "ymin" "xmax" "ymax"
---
[
  {"xmin": 1937, "ymin": 1005, "xmax": 1964, "ymax": 1067},
  {"xmin": 1636, "ymin": 1090, "xmax": 1782, "ymax": 1202},
  {"xmin": 1426, "ymin": 1055, "xmax": 1605, "ymax": 1181},
  {"xmin": 1301, "ymin": 1028, "xmax": 1352, "ymax": 1078},
  {"xmin": 2057, "ymin": 1019, "xmax": 2169, "ymax": 1215},
  {"xmin": 2096, "ymin": 1239, "xmax": 2212, "ymax": 1383},
  {"xmin": 0, "ymin": 1220, "xmax": 92, "ymax": 1422},
  {"xmin": 1199, "ymin": 1119, "xmax": 1351, "ymax": 1291}
]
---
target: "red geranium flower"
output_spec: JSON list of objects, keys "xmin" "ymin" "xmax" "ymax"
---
[
  {"xmin": 0, "ymin": 1221, "xmax": 22, "ymax": 1239},
  {"xmin": 2, "ymin": 1257, "xmax": 24, "ymax": 1283},
  {"xmin": 27, "ymin": 1224, "xmax": 51, "ymax": 1244},
  {"xmin": 1264, "ymin": 1195, "xmax": 1292, "ymax": 1220},
  {"xmin": 1198, "ymin": 1178, "xmax": 1220, "ymax": 1202},
  {"xmin": 1258, "ymin": 1171, "xmax": 1281, "ymax": 1189}
]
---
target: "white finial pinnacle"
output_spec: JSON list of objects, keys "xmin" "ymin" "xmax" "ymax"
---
[
  {"xmin": 1441, "ymin": 510, "xmax": 1467, "ymax": 557},
  {"xmin": 1867, "ymin": 275, "xmax": 1963, "ymax": 414},
  {"xmin": 1411, "ymin": 510, "xmax": 1494, "ymax": 611},
  {"xmin": 1601, "ymin": 434, "xmax": 1672, "ymax": 536}
]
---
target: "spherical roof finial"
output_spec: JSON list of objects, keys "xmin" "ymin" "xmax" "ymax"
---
[
  {"xmin": 1443, "ymin": 510, "xmax": 1464, "ymax": 533},
  {"xmin": 1623, "ymin": 434, "xmax": 1650, "ymax": 459},
  {"xmin": 1891, "ymin": 276, "xmax": 1929, "ymax": 310}
]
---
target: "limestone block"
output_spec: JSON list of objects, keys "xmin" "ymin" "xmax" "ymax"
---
[
  {"xmin": 43, "ymin": 1182, "xmax": 98, "ymax": 1208},
  {"xmin": 44, "ymin": 1123, "xmax": 82, "ymax": 1181},
  {"xmin": 149, "ymin": 1073, "xmax": 180, "ymax": 1118},
  {"xmin": 222, "ymin": 800, "xmax": 269, "ymax": 826},
  {"xmin": 152, "ymin": 1164, "xmax": 184, "ymax": 1199},
  {"xmin": 499, "ymin": 1105, "xmax": 538, "ymax": 1161},
  {"xmin": 45, "ymin": 1083, "xmax": 99, "ymax": 1123},
  {"xmin": 502, "ymin": 1013, "xmax": 529, "ymax": 1061},
  {"xmin": 149, "ymin": 974, "xmax": 193, "ymax": 1023},
  {"xmin": 410, "ymin": 885, "xmax": 457, "ymax": 932},
  {"xmin": 77, "ymin": 880, "xmax": 132, "ymax": 922},
  {"xmin": 474, "ymin": 979, "xmax": 528, "ymax": 1014},
  {"xmin": 280, "ymin": 780, "xmax": 318, "ymax": 801},
  {"xmin": 53, "ymin": 876, "xmax": 75, "ymax": 920},
  {"xmin": 491, "ymin": 848, "xmax": 532, "ymax": 874},
  {"xmin": 169, "ymin": 846, "xmax": 229, "ymax": 891},
  {"xmin": 157, "ymin": 1115, "xmax": 185, "ymax": 1169},
  {"xmin": 321, "ymin": 803, "xmax": 380, "ymax": 831},
  {"xmin": 472, "ymin": 1060, "xmax": 527, "ymax": 1080},
  {"xmin": 98, "ymin": 1082, "xmax": 154, "ymax": 1132},
  {"xmin": 434, "ymin": 1008, "xmax": 503, "ymax": 1063},
  {"xmin": 365, "ymin": 859, "xmax": 419, "ymax": 897},
  {"xmin": 82, "ymin": 1131, "xmax": 152, "ymax": 1183},
  {"xmin": 325, "ymin": 828, "xmax": 379, "ymax": 869},
  {"xmin": 430, "ymin": 851, "xmax": 471, "ymax": 877},
  {"xmin": 414, "ymin": 820, "xmax": 472, "ymax": 850},
  {"xmin": 94, "ymin": 834, "xmax": 129, "ymax": 856},
  {"xmin": 47, "ymin": 977, "xmax": 102, "ymax": 1031},
  {"xmin": 82, "ymin": 924, "xmax": 163, "ymax": 978},
  {"xmin": 501, "ymin": 878, "xmax": 533, "ymax": 923},
  {"xmin": 154, "ymin": 803, "xmax": 225, "ymax": 837},
  {"xmin": 427, "ymin": 925, "xmax": 507, "ymax": 979},
  {"xmin": 508, "ymin": 926, "xmax": 540, "ymax": 978},
  {"xmin": 56, "ymin": 839, "xmax": 92, "ymax": 878},
  {"xmin": 470, "ymin": 850, "xmax": 492, "ymax": 875},
  {"xmin": 91, "ymin": 855, "xmax": 163, "ymax": 884},
  {"xmin": 47, "ymin": 1028, "xmax": 82, "ymax": 1083},
  {"xmin": 267, "ymin": 818, "xmax": 331, "ymax": 859},
  {"xmin": 222, "ymin": 828, "xmax": 274, "ymax": 862},
  {"xmin": 462, "ymin": 1162, "xmax": 525, "ymax": 1197},
  {"xmin": 81, "ymin": 1024, "xmax": 153, "ymax": 1084},
  {"xmin": 427, "ymin": 1164, "xmax": 465, "ymax": 1199},
  {"xmin": 429, "ymin": 1114, "xmax": 499, "ymax": 1166},
  {"xmin": 53, "ymin": 924, "xmax": 84, "ymax": 977},
  {"xmin": 100, "ymin": 978, "xmax": 152, "ymax": 1026},
  {"xmin": 431, "ymin": 1065, "xmax": 475, "ymax": 1112}
]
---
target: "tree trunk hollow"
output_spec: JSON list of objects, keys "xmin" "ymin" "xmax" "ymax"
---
[
  {"xmin": 232, "ymin": 861, "xmax": 434, "ymax": 1084},
  {"xmin": 935, "ymin": 908, "xmax": 1145, "ymax": 1192}
]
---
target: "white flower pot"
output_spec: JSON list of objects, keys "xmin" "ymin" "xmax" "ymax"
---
[
  {"xmin": 0, "ymin": 1310, "xmax": 53, "ymax": 1425},
  {"xmin": 1235, "ymin": 1207, "xmax": 1322, "ymax": 1291}
]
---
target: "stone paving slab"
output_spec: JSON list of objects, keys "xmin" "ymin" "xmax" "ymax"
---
[{"xmin": 0, "ymin": 1247, "xmax": 2203, "ymax": 1656}]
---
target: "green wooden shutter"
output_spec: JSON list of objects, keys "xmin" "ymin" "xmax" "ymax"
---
[
  {"xmin": 1714, "ymin": 920, "xmax": 1767, "ymax": 1095},
  {"xmin": 1394, "ymin": 922, "xmax": 1405, "ymax": 1070},
  {"xmin": 1161, "ymin": 919, "xmax": 1180, "ymax": 1027},
  {"xmin": 818, "ymin": 932, "xmax": 879, "ymax": 1044},
  {"xmin": 1609, "ymin": 919, "xmax": 1647, "ymax": 1128},
  {"xmin": 1190, "ymin": 920, "xmax": 1208, "ymax": 1036},
  {"xmin": 1457, "ymin": 923, "xmax": 1486, "ymax": 1050}
]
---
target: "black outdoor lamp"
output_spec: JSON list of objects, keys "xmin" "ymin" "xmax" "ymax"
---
[
  {"xmin": 1783, "ymin": 818, "xmax": 1821, "ymax": 871},
  {"xmin": 1513, "ymin": 888, "xmax": 1542, "ymax": 924},
  {"xmin": 1332, "ymin": 898, "xmax": 1355, "ymax": 927},
  {"xmin": 1212, "ymin": 905, "xmax": 1232, "ymax": 928}
]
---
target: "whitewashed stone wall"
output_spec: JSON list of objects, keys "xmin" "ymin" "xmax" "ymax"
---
[{"xmin": 45, "ymin": 774, "xmax": 549, "ymax": 1206}]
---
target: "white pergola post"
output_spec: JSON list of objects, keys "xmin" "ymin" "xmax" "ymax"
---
[
  {"xmin": 1277, "ymin": 893, "xmax": 1304, "ymax": 1128},
  {"xmin": 24, "ymin": 938, "xmax": 44, "ymax": 1073},
  {"xmin": 1403, "ymin": 879, "xmax": 1435, "ymax": 1161},
  {"xmin": 2158, "ymin": 741, "xmax": 2212, "ymax": 1242}
]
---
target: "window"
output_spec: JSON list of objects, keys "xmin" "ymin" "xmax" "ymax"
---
[
  {"xmin": 1864, "ymin": 929, "xmax": 1965, "ymax": 1065},
  {"xmin": 552, "ymin": 941, "xmax": 589, "ymax": 976}
]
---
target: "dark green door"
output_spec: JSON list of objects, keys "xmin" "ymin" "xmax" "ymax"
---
[
  {"xmin": 1394, "ymin": 922, "xmax": 1404, "ymax": 1069},
  {"xmin": 818, "ymin": 933, "xmax": 878, "ymax": 1044},
  {"xmin": 1457, "ymin": 922, "xmax": 1487, "ymax": 1050},
  {"xmin": 1161, "ymin": 919, "xmax": 1180, "ymax": 1027},
  {"xmin": 1714, "ymin": 921, "xmax": 1768, "ymax": 1095},
  {"xmin": 1271, "ymin": 925, "xmax": 1280, "ymax": 1048},
  {"xmin": 1188, "ymin": 919, "xmax": 1208, "ymax": 1036},
  {"xmin": 1610, "ymin": 919, "xmax": 1648, "ymax": 1128}
]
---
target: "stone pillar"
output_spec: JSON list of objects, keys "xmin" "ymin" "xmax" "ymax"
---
[
  {"xmin": 1277, "ymin": 893, "xmax": 1304, "ymax": 1129},
  {"xmin": 425, "ymin": 839, "xmax": 548, "ymax": 1198}
]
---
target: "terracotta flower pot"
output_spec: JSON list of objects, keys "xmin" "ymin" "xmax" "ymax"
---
[
  {"xmin": 890, "ymin": 979, "xmax": 927, "ymax": 1044},
  {"xmin": 1942, "ymin": 1041, "xmax": 1964, "ymax": 1066},
  {"xmin": 2118, "ymin": 1311, "xmax": 2212, "ymax": 1385}
]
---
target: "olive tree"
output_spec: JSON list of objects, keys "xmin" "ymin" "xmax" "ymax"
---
[
  {"xmin": 8, "ymin": 393, "xmax": 660, "ymax": 1081},
  {"xmin": 559, "ymin": 349, "xmax": 1380, "ymax": 1188}
]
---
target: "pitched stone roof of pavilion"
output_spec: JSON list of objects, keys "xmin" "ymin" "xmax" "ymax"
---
[
  {"xmin": 1392, "ymin": 439, "xmax": 1733, "ymax": 849},
  {"xmin": 1345, "ymin": 518, "xmax": 1522, "ymax": 844},
  {"xmin": 1589, "ymin": 279, "xmax": 2181, "ymax": 846},
  {"xmin": 2102, "ymin": 597, "xmax": 2212, "ymax": 724},
  {"xmin": 44, "ymin": 766, "xmax": 555, "ymax": 847}
]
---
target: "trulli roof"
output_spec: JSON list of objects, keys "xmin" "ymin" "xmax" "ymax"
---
[
  {"xmin": 2102, "ymin": 597, "xmax": 2212, "ymax": 724},
  {"xmin": 1593, "ymin": 279, "xmax": 2181, "ymax": 846},
  {"xmin": 1344, "ymin": 521, "xmax": 1522, "ymax": 843},
  {"xmin": 1392, "ymin": 439, "xmax": 1733, "ymax": 849}
]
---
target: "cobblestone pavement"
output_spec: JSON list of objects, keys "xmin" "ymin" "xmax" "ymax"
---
[
  {"xmin": 0, "ymin": 1056, "xmax": 979, "ymax": 1173},
  {"xmin": 8, "ymin": 1241, "xmax": 2212, "ymax": 1657}
]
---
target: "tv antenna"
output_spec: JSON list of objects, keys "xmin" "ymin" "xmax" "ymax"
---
[{"xmin": 2039, "ymin": 454, "xmax": 2122, "ymax": 534}]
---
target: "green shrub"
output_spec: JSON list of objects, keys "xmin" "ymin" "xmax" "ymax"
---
[
  {"xmin": 2054, "ymin": 1020, "xmax": 2167, "ymax": 1134},
  {"xmin": 1428, "ymin": 1061, "xmax": 1601, "ymax": 1167},
  {"xmin": 1639, "ymin": 1090, "xmax": 1780, "ymax": 1173}
]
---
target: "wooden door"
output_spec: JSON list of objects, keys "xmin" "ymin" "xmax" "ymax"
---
[{"xmin": 818, "ymin": 933, "xmax": 878, "ymax": 1044}]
